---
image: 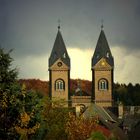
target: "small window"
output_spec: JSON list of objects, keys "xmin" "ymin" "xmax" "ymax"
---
[
  {"xmin": 98, "ymin": 79, "xmax": 108, "ymax": 90},
  {"xmin": 106, "ymin": 52, "xmax": 110, "ymax": 58},
  {"xmin": 96, "ymin": 54, "xmax": 99, "ymax": 58},
  {"xmin": 55, "ymin": 79, "xmax": 65, "ymax": 91},
  {"xmin": 63, "ymin": 53, "xmax": 66, "ymax": 58}
]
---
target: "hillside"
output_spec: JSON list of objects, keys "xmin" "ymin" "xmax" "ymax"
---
[
  {"xmin": 19, "ymin": 79, "xmax": 140, "ymax": 105},
  {"xmin": 18, "ymin": 79, "xmax": 92, "ymax": 96},
  {"xmin": 19, "ymin": 79, "xmax": 49, "ymax": 96}
]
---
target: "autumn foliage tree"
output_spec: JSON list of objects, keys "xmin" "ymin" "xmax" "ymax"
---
[
  {"xmin": 65, "ymin": 113, "xmax": 117, "ymax": 140},
  {"xmin": 0, "ymin": 48, "xmax": 43, "ymax": 140},
  {"xmin": 14, "ymin": 84, "xmax": 43, "ymax": 140},
  {"xmin": 19, "ymin": 79, "xmax": 49, "ymax": 96},
  {"xmin": 65, "ymin": 113, "xmax": 99, "ymax": 140}
]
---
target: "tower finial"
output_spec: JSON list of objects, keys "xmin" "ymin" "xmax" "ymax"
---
[
  {"xmin": 101, "ymin": 19, "xmax": 104, "ymax": 30},
  {"xmin": 58, "ymin": 19, "xmax": 61, "ymax": 30}
]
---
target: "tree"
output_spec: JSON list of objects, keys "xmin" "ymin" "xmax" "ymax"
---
[
  {"xmin": 14, "ymin": 84, "xmax": 43, "ymax": 140},
  {"xmin": 65, "ymin": 113, "xmax": 99, "ymax": 140},
  {"xmin": 87, "ymin": 131, "xmax": 107, "ymax": 140},
  {"xmin": 0, "ymin": 48, "xmax": 43, "ymax": 140},
  {"xmin": 113, "ymin": 83, "xmax": 140, "ymax": 106},
  {"xmin": 42, "ymin": 97, "xmax": 70, "ymax": 140},
  {"xmin": 0, "ymin": 49, "xmax": 18, "ymax": 88},
  {"xmin": 0, "ymin": 48, "xmax": 19, "ymax": 139}
]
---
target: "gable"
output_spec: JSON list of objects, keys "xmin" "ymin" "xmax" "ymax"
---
[
  {"xmin": 49, "ymin": 58, "xmax": 69, "ymax": 70},
  {"xmin": 93, "ymin": 58, "xmax": 112, "ymax": 70}
]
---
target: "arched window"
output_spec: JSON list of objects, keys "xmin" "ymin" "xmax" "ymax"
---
[
  {"xmin": 98, "ymin": 79, "xmax": 108, "ymax": 90},
  {"xmin": 55, "ymin": 79, "xmax": 65, "ymax": 91}
]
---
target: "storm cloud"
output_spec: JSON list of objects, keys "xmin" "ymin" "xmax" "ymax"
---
[{"xmin": 0, "ymin": 0, "xmax": 140, "ymax": 83}]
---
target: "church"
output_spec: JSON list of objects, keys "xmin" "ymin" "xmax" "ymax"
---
[
  {"xmin": 48, "ymin": 25, "xmax": 114, "ymax": 108},
  {"xmin": 48, "ymin": 26, "xmax": 140, "ymax": 139}
]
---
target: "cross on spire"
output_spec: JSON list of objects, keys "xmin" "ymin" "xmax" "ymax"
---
[
  {"xmin": 101, "ymin": 19, "xmax": 104, "ymax": 30},
  {"xmin": 58, "ymin": 19, "xmax": 61, "ymax": 30}
]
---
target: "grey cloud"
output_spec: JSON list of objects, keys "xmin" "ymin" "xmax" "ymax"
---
[
  {"xmin": 0, "ymin": 0, "xmax": 140, "ymax": 58},
  {"xmin": 0, "ymin": 0, "xmax": 140, "ymax": 83}
]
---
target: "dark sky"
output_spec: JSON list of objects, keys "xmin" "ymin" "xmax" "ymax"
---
[{"xmin": 0, "ymin": 0, "xmax": 140, "ymax": 83}]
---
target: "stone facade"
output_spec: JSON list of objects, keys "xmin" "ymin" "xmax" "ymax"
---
[
  {"xmin": 91, "ymin": 29, "xmax": 114, "ymax": 108},
  {"xmin": 49, "ymin": 59, "xmax": 70, "ymax": 102},
  {"xmin": 49, "ymin": 28, "xmax": 70, "ymax": 107},
  {"xmin": 71, "ymin": 96, "xmax": 91, "ymax": 107},
  {"xmin": 49, "ymin": 27, "xmax": 114, "ymax": 108},
  {"xmin": 93, "ymin": 58, "xmax": 113, "ymax": 107}
]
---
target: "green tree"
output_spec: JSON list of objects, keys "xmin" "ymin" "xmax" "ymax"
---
[
  {"xmin": 88, "ymin": 131, "xmax": 107, "ymax": 140},
  {"xmin": 114, "ymin": 83, "xmax": 140, "ymax": 106},
  {"xmin": 0, "ymin": 49, "xmax": 18, "ymax": 88},
  {"xmin": 0, "ymin": 48, "xmax": 19, "ymax": 139},
  {"xmin": 0, "ymin": 48, "xmax": 43, "ymax": 140},
  {"xmin": 14, "ymin": 84, "xmax": 43, "ymax": 140},
  {"xmin": 42, "ymin": 97, "xmax": 70, "ymax": 140}
]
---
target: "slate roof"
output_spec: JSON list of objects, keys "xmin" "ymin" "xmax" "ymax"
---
[
  {"xmin": 83, "ymin": 103, "xmax": 128, "ymax": 140},
  {"xmin": 84, "ymin": 103, "xmax": 117, "ymax": 123},
  {"xmin": 49, "ymin": 28, "xmax": 70, "ymax": 67},
  {"xmin": 92, "ymin": 29, "xmax": 114, "ymax": 68},
  {"xmin": 129, "ymin": 121, "xmax": 140, "ymax": 140}
]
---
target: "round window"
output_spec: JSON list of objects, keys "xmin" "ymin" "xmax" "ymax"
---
[{"xmin": 57, "ymin": 62, "xmax": 62, "ymax": 67}]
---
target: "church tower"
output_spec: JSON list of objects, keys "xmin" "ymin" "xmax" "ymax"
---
[
  {"xmin": 91, "ymin": 26, "xmax": 114, "ymax": 107},
  {"xmin": 49, "ymin": 26, "xmax": 70, "ymax": 104}
]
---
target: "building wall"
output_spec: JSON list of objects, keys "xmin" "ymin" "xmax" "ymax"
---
[
  {"xmin": 94, "ymin": 70, "xmax": 112, "ymax": 99},
  {"xmin": 50, "ymin": 59, "xmax": 70, "ymax": 102},
  {"xmin": 93, "ymin": 58, "xmax": 113, "ymax": 107},
  {"xmin": 71, "ymin": 96, "xmax": 91, "ymax": 107},
  {"xmin": 94, "ymin": 101, "xmax": 112, "ymax": 107},
  {"xmin": 51, "ymin": 70, "xmax": 69, "ymax": 100}
]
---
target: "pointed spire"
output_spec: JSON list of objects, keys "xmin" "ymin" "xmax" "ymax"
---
[
  {"xmin": 49, "ymin": 27, "xmax": 70, "ymax": 67},
  {"xmin": 92, "ymin": 28, "xmax": 114, "ymax": 67}
]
